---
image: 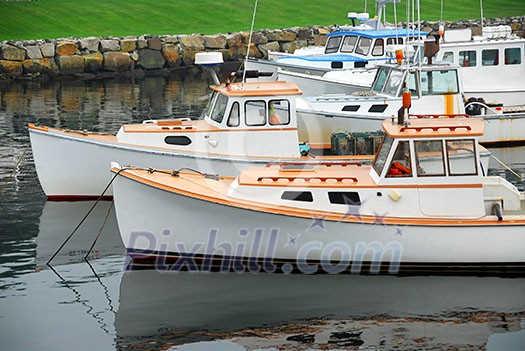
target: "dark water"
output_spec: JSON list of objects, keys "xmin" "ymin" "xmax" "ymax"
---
[{"xmin": 1, "ymin": 71, "xmax": 524, "ymax": 351}]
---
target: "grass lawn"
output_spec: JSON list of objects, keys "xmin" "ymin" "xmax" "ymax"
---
[{"xmin": 0, "ymin": 0, "xmax": 524, "ymax": 41}]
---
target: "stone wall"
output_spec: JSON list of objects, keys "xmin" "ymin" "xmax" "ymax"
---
[{"xmin": 0, "ymin": 16, "xmax": 523, "ymax": 80}]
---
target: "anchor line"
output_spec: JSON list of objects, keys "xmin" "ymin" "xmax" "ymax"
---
[
  {"xmin": 84, "ymin": 200, "xmax": 115, "ymax": 260},
  {"xmin": 46, "ymin": 167, "xmax": 126, "ymax": 266},
  {"xmin": 48, "ymin": 264, "xmax": 115, "ymax": 336}
]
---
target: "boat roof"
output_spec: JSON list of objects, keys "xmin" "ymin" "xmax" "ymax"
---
[
  {"xmin": 383, "ymin": 117, "xmax": 484, "ymax": 138},
  {"xmin": 327, "ymin": 29, "xmax": 427, "ymax": 39},
  {"xmin": 210, "ymin": 81, "xmax": 303, "ymax": 97}
]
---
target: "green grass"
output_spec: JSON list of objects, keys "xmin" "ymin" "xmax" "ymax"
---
[{"xmin": 0, "ymin": 0, "xmax": 524, "ymax": 41}]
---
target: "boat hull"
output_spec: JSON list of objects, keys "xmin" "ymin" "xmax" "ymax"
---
[
  {"xmin": 29, "ymin": 127, "xmax": 290, "ymax": 199},
  {"xmin": 113, "ymin": 170, "xmax": 525, "ymax": 273}
]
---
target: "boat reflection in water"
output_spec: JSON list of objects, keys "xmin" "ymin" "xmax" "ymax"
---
[
  {"xmin": 36, "ymin": 200, "xmax": 124, "ymax": 268},
  {"xmin": 115, "ymin": 270, "xmax": 525, "ymax": 349}
]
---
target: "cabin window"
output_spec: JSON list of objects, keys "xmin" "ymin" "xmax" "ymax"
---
[
  {"xmin": 210, "ymin": 93, "xmax": 228, "ymax": 123},
  {"xmin": 227, "ymin": 102, "xmax": 240, "ymax": 127},
  {"xmin": 373, "ymin": 135, "xmax": 394, "ymax": 175},
  {"xmin": 341, "ymin": 35, "xmax": 357, "ymax": 53},
  {"xmin": 268, "ymin": 100, "xmax": 290, "ymax": 125},
  {"xmin": 372, "ymin": 39, "xmax": 384, "ymax": 56},
  {"xmin": 164, "ymin": 136, "xmax": 192, "ymax": 146},
  {"xmin": 383, "ymin": 69, "xmax": 403, "ymax": 95},
  {"xmin": 505, "ymin": 48, "xmax": 521, "ymax": 65},
  {"xmin": 446, "ymin": 139, "xmax": 477, "ymax": 176},
  {"xmin": 414, "ymin": 140, "xmax": 445, "ymax": 176},
  {"xmin": 459, "ymin": 50, "xmax": 476, "ymax": 67},
  {"xmin": 355, "ymin": 37, "xmax": 373, "ymax": 56},
  {"xmin": 386, "ymin": 37, "xmax": 403, "ymax": 45},
  {"xmin": 442, "ymin": 51, "xmax": 454, "ymax": 63},
  {"xmin": 245, "ymin": 100, "xmax": 266, "ymax": 126},
  {"xmin": 407, "ymin": 71, "xmax": 418, "ymax": 95},
  {"xmin": 421, "ymin": 70, "xmax": 459, "ymax": 95},
  {"xmin": 386, "ymin": 141, "xmax": 412, "ymax": 177},
  {"xmin": 371, "ymin": 67, "xmax": 389, "ymax": 93},
  {"xmin": 325, "ymin": 36, "xmax": 342, "ymax": 54},
  {"xmin": 281, "ymin": 191, "xmax": 313, "ymax": 202},
  {"xmin": 201, "ymin": 91, "xmax": 217, "ymax": 119},
  {"xmin": 328, "ymin": 192, "xmax": 361, "ymax": 205},
  {"xmin": 482, "ymin": 49, "xmax": 499, "ymax": 66}
]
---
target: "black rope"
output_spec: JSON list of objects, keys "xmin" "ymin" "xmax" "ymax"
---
[
  {"xmin": 83, "ymin": 200, "xmax": 114, "ymax": 261},
  {"xmin": 46, "ymin": 167, "xmax": 126, "ymax": 266}
]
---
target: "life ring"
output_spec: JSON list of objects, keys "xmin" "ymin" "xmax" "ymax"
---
[{"xmin": 388, "ymin": 161, "xmax": 411, "ymax": 176}]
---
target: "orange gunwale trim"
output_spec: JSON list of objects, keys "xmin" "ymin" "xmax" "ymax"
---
[
  {"xmin": 113, "ymin": 167, "xmax": 522, "ymax": 226},
  {"xmin": 28, "ymin": 123, "xmax": 49, "ymax": 132}
]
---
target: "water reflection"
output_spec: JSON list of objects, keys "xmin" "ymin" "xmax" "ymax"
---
[
  {"xmin": 36, "ymin": 201, "xmax": 124, "ymax": 268},
  {"xmin": 116, "ymin": 270, "xmax": 525, "ymax": 349}
]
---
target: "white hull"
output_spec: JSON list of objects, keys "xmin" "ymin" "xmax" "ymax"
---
[
  {"xmin": 113, "ymin": 172, "xmax": 525, "ymax": 271},
  {"xmin": 29, "ymin": 128, "xmax": 291, "ymax": 198}
]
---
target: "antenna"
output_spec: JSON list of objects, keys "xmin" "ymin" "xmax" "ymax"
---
[{"xmin": 242, "ymin": 0, "xmax": 259, "ymax": 84}]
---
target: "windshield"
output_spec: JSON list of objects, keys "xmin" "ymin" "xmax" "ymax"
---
[
  {"xmin": 372, "ymin": 134, "xmax": 394, "ymax": 176},
  {"xmin": 383, "ymin": 69, "xmax": 404, "ymax": 96},
  {"xmin": 371, "ymin": 67, "xmax": 390, "ymax": 93},
  {"xmin": 421, "ymin": 69, "xmax": 459, "ymax": 95},
  {"xmin": 210, "ymin": 93, "xmax": 228, "ymax": 123},
  {"xmin": 200, "ymin": 91, "xmax": 217, "ymax": 119}
]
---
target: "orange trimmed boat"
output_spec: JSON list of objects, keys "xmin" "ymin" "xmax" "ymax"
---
[
  {"xmin": 29, "ymin": 79, "xmax": 376, "ymax": 200},
  {"xmin": 111, "ymin": 116, "xmax": 525, "ymax": 273}
]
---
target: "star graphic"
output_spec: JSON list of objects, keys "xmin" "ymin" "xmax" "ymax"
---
[
  {"xmin": 370, "ymin": 210, "xmax": 389, "ymax": 228},
  {"xmin": 307, "ymin": 214, "xmax": 326, "ymax": 231},
  {"xmin": 285, "ymin": 233, "xmax": 301, "ymax": 247},
  {"xmin": 394, "ymin": 226, "xmax": 404, "ymax": 236},
  {"xmin": 341, "ymin": 196, "xmax": 365, "ymax": 222}
]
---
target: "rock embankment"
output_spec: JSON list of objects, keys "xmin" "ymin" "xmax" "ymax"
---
[{"xmin": 1, "ymin": 16, "xmax": 523, "ymax": 80}]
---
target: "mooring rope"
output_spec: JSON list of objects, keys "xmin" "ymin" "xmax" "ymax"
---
[
  {"xmin": 46, "ymin": 167, "xmax": 125, "ymax": 266},
  {"xmin": 83, "ymin": 200, "xmax": 115, "ymax": 260}
]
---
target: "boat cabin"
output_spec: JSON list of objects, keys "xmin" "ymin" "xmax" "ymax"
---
[
  {"xmin": 325, "ymin": 29, "xmax": 427, "ymax": 59},
  {"xmin": 116, "ymin": 81, "xmax": 305, "ymax": 158},
  {"xmin": 277, "ymin": 29, "xmax": 427, "ymax": 71},
  {"xmin": 435, "ymin": 26, "xmax": 525, "ymax": 108},
  {"xmin": 230, "ymin": 117, "xmax": 522, "ymax": 220}
]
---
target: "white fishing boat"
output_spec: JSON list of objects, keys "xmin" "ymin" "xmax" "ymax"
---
[
  {"xmin": 111, "ymin": 116, "xmax": 525, "ymax": 273},
  {"xmin": 29, "ymin": 72, "xmax": 382, "ymax": 200},
  {"xmin": 295, "ymin": 59, "xmax": 463, "ymax": 142},
  {"xmin": 293, "ymin": 58, "xmax": 525, "ymax": 147}
]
